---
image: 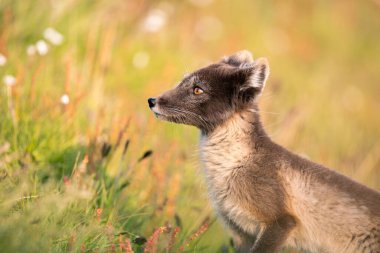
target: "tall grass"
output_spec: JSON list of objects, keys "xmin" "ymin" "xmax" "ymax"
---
[{"xmin": 0, "ymin": 0, "xmax": 379, "ymax": 252}]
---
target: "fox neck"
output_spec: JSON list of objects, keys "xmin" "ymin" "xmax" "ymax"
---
[
  {"xmin": 201, "ymin": 104, "xmax": 269, "ymax": 146},
  {"xmin": 200, "ymin": 105, "xmax": 271, "ymax": 176}
]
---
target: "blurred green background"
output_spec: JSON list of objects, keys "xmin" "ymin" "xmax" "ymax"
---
[{"xmin": 0, "ymin": 0, "xmax": 379, "ymax": 252}]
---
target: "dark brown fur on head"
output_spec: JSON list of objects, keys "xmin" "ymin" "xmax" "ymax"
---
[{"xmin": 148, "ymin": 51, "xmax": 269, "ymax": 134}]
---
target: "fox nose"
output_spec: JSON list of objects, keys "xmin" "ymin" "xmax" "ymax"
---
[{"xmin": 148, "ymin": 98, "xmax": 156, "ymax": 108}]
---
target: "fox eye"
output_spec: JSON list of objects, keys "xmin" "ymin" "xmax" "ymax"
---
[{"xmin": 193, "ymin": 87, "xmax": 204, "ymax": 95}]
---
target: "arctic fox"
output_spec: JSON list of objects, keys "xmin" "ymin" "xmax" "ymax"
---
[{"xmin": 148, "ymin": 50, "xmax": 380, "ymax": 253}]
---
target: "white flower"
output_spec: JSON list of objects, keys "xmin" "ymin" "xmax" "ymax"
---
[
  {"xmin": 36, "ymin": 40, "xmax": 49, "ymax": 55},
  {"xmin": 3, "ymin": 75, "xmax": 16, "ymax": 87},
  {"xmin": 132, "ymin": 51, "xmax": 150, "ymax": 69},
  {"xmin": 0, "ymin": 53, "xmax": 7, "ymax": 66},
  {"xmin": 142, "ymin": 9, "xmax": 167, "ymax": 33},
  {"xmin": 60, "ymin": 94, "xmax": 70, "ymax": 105},
  {"xmin": 26, "ymin": 45, "xmax": 36, "ymax": 56},
  {"xmin": 43, "ymin": 27, "xmax": 64, "ymax": 45}
]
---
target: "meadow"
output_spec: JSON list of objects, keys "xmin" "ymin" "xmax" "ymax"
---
[{"xmin": 0, "ymin": 0, "xmax": 379, "ymax": 252}]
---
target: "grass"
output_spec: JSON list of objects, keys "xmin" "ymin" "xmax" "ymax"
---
[{"xmin": 0, "ymin": 0, "xmax": 379, "ymax": 252}]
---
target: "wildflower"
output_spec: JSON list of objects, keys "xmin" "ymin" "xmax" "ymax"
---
[
  {"xmin": 119, "ymin": 235, "xmax": 124, "ymax": 252},
  {"xmin": 176, "ymin": 218, "xmax": 209, "ymax": 253},
  {"xmin": 36, "ymin": 40, "xmax": 49, "ymax": 55},
  {"xmin": 167, "ymin": 227, "xmax": 180, "ymax": 251},
  {"xmin": 63, "ymin": 176, "xmax": 70, "ymax": 185},
  {"xmin": 80, "ymin": 244, "xmax": 86, "ymax": 253},
  {"xmin": 124, "ymin": 238, "xmax": 134, "ymax": 253},
  {"xmin": 95, "ymin": 208, "xmax": 103, "ymax": 222},
  {"xmin": 0, "ymin": 53, "xmax": 7, "ymax": 66},
  {"xmin": 144, "ymin": 227, "xmax": 169, "ymax": 253},
  {"xmin": 60, "ymin": 94, "xmax": 70, "ymax": 105},
  {"xmin": 43, "ymin": 27, "xmax": 64, "ymax": 45},
  {"xmin": 3, "ymin": 75, "xmax": 16, "ymax": 87},
  {"xmin": 96, "ymin": 208, "xmax": 102, "ymax": 217},
  {"xmin": 132, "ymin": 51, "xmax": 150, "ymax": 69},
  {"xmin": 26, "ymin": 45, "xmax": 36, "ymax": 56},
  {"xmin": 142, "ymin": 9, "xmax": 167, "ymax": 33}
]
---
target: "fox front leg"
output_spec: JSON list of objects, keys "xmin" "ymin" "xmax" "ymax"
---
[{"xmin": 251, "ymin": 215, "xmax": 296, "ymax": 253}]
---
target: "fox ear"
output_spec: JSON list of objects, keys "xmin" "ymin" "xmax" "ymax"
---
[
  {"xmin": 222, "ymin": 50, "xmax": 254, "ymax": 66},
  {"xmin": 238, "ymin": 57, "xmax": 269, "ymax": 103}
]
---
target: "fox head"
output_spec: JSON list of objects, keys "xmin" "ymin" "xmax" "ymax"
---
[{"xmin": 148, "ymin": 50, "xmax": 269, "ymax": 133}]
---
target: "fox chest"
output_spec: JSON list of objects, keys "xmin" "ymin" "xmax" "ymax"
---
[{"xmin": 200, "ymin": 136, "xmax": 262, "ymax": 236}]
